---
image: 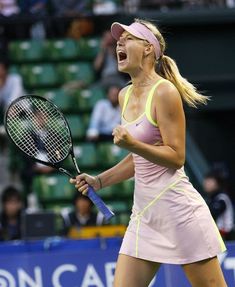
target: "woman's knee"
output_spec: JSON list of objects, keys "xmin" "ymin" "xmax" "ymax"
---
[
  {"xmin": 182, "ymin": 257, "xmax": 227, "ymax": 287},
  {"xmin": 114, "ymin": 254, "xmax": 160, "ymax": 287}
]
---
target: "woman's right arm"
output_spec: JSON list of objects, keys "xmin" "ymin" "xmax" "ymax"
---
[
  {"xmin": 97, "ymin": 153, "xmax": 134, "ymax": 188},
  {"xmin": 70, "ymin": 153, "xmax": 134, "ymax": 194},
  {"xmin": 70, "ymin": 86, "xmax": 133, "ymax": 193}
]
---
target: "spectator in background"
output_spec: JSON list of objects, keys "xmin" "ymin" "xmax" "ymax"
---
[
  {"xmin": 93, "ymin": 30, "xmax": 125, "ymax": 89},
  {"xmin": 0, "ymin": 1, "xmax": 30, "ymax": 39},
  {"xmin": 62, "ymin": 193, "xmax": 104, "ymax": 236},
  {"xmin": 19, "ymin": 0, "xmax": 48, "ymax": 39},
  {"xmin": 19, "ymin": 0, "xmax": 47, "ymax": 13},
  {"xmin": 203, "ymin": 172, "xmax": 234, "ymax": 240},
  {"xmin": 0, "ymin": 59, "xmax": 24, "ymax": 119},
  {"xmin": 0, "ymin": 186, "xmax": 23, "ymax": 240},
  {"xmin": 0, "ymin": 0, "xmax": 20, "ymax": 16},
  {"xmin": 51, "ymin": 0, "xmax": 88, "ymax": 16},
  {"xmin": 86, "ymin": 84, "xmax": 121, "ymax": 142}
]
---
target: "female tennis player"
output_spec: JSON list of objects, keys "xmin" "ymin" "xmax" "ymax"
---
[{"xmin": 71, "ymin": 19, "xmax": 227, "ymax": 287}]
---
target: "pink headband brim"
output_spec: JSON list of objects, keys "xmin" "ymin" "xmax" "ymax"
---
[{"xmin": 111, "ymin": 22, "xmax": 161, "ymax": 59}]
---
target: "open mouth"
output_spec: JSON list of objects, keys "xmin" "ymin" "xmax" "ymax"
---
[{"xmin": 118, "ymin": 51, "xmax": 127, "ymax": 63}]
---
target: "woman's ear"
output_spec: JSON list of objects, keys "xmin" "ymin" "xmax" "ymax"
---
[{"xmin": 144, "ymin": 44, "xmax": 154, "ymax": 57}]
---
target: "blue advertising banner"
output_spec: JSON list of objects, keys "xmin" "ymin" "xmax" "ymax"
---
[{"xmin": 0, "ymin": 239, "xmax": 234, "ymax": 287}]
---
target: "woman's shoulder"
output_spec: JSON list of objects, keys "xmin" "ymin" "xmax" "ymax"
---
[
  {"xmin": 118, "ymin": 84, "xmax": 132, "ymax": 108},
  {"xmin": 153, "ymin": 78, "xmax": 181, "ymax": 104},
  {"xmin": 119, "ymin": 84, "xmax": 132, "ymax": 95},
  {"xmin": 155, "ymin": 78, "xmax": 177, "ymax": 94}
]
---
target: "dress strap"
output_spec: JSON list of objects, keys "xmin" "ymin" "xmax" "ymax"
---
[
  {"xmin": 145, "ymin": 79, "xmax": 169, "ymax": 126},
  {"xmin": 121, "ymin": 85, "xmax": 132, "ymax": 117}
]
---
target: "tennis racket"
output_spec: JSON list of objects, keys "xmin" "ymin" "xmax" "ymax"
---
[{"xmin": 4, "ymin": 95, "xmax": 114, "ymax": 221}]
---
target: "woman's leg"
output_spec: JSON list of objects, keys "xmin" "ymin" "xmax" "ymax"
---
[
  {"xmin": 182, "ymin": 256, "xmax": 227, "ymax": 287},
  {"xmin": 113, "ymin": 254, "xmax": 161, "ymax": 287}
]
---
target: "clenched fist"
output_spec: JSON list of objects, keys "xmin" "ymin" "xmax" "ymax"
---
[{"xmin": 112, "ymin": 125, "xmax": 135, "ymax": 149}]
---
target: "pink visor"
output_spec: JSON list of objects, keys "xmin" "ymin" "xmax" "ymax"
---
[{"xmin": 111, "ymin": 22, "xmax": 161, "ymax": 59}]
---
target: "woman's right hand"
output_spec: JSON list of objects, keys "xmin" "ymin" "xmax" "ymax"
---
[{"xmin": 69, "ymin": 173, "xmax": 100, "ymax": 194}]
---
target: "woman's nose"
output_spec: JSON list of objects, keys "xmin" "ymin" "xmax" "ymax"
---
[{"xmin": 117, "ymin": 37, "xmax": 125, "ymax": 46}]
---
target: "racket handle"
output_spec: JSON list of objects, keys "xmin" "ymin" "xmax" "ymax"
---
[{"xmin": 87, "ymin": 186, "xmax": 114, "ymax": 221}]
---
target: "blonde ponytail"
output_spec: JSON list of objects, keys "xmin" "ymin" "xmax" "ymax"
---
[
  {"xmin": 134, "ymin": 18, "xmax": 209, "ymax": 108},
  {"xmin": 157, "ymin": 55, "xmax": 209, "ymax": 108}
]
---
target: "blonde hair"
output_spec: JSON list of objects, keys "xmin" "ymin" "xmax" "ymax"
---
[{"xmin": 135, "ymin": 18, "xmax": 209, "ymax": 108}]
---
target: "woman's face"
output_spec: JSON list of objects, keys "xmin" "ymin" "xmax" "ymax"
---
[{"xmin": 116, "ymin": 31, "xmax": 148, "ymax": 74}]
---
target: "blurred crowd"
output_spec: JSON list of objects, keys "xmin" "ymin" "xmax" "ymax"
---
[
  {"xmin": 0, "ymin": 1, "xmax": 234, "ymax": 242},
  {"xmin": 0, "ymin": 24, "xmax": 127, "ymax": 241},
  {"xmin": 0, "ymin": 0, "xmax": 234, "ymax": 42},
  {"xmin": 0, "ymin": 0, "xmax": 234, "ymax": 19}
]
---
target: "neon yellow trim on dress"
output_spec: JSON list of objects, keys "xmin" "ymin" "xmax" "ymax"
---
[
  {"xmin": 121, "ymin": 85, "xmax": 132, "ymax": 117},
  {"xmin": 136, "ymin": 218, "xmax": 141, "ymax": 257},
  {"xmin": 212, "ymin": 218, "xmax": 227, "ymax": 252},
  {"xmin": 145, "ymin": 79, "xmax": 169, "ymax": 127},
  {"xmin": 175, "ymin": 187, "xmax": 226, "ymax": 253},
  {"xmin": 122, "ymin": 79, "xmax": 169, "ymax": 126},
  {"xmin": 134, "ymin": 176, "xmax": 184, "ymax": 257},
  {"xmin": 139, "ymin": 176, "xmax": 183, "ymax": 216}
]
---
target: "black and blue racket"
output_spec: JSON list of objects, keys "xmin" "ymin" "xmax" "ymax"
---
[{"xmin": 4, "ymin": 95, "xmax": 114, "ymax": 221}]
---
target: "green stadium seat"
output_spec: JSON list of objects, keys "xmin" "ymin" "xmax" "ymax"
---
[
  {"xmin": 97, "ymin": 143, "xmax": 128, "ymax": 167},
  {"xmin": 74, "ymin": 142, "xmax": 97, "ymax": 169},
  {"xmin": 44, "ymin": 39, "xmax": 79, "ymax": 61},
  {"xmin": 81, "ymin": 113, "xmax": 90, "ymax": 129},
  {"xmin": 65, "ymin": 114, "xmax": 86, "ymax": 139},
  {"xmin": 43, "ymin": 89, "xmax": 76, "ymax": 112},
  {"xmin": 78, "ymin": 37, "xmax": 101, "ymax": 60},
  {"xmin": 9, "ymin": 40, "xmax": 45, "ymax": 62},
  {"xmin": 118, "ymin": 213, "xmax": 130, "ymax": 226},
  {"xmin": 118, "ymin": 179, "xmax": 134, "ymax": 199},
  {"xmin": 20, "ymin": 64, "xmax": 59, "ymax": 89},
  {"xmin": 62, "ymin": 142, "xmax": 97, "ymax": 171},
  {"xmin": 107, "ymin": 201, "xmax": 129, "ymax": 214},
  {"xmin": 33, "ymin": 174, "xmax": 74, "ymax": 201},
  {"xmin": 57, "ymin": 62, "xmax": 95, "ymax": 86},
  {"xmin": 98, "ymin": 185, "xmax": 116, "ymax": 200},
  {"xmin": 44, "ymin": 203, "xmax": 73, "ymax": 213},
  {"xmin": 9, "ymin": 65, "xmax": 20, "ymax": 74},
  {"xmin": 109, "ymin": 215, "xmax": 119, "ymax": 225},
  {"xmin": 74, "ymin": 87, "xmax": 106, "ymax": 111}
]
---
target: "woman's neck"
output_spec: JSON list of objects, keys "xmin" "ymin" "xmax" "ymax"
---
[{"xmin": 130, "ymin": 70, "xmax": 159, "ymax": 88}]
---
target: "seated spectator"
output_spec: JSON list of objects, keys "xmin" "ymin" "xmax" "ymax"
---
[
  {"xmin": 14, "ymin": 109, "xmax": 55, "ymax": 197},
  {"xmin": 19, "ymin": 0, "xmax": 48, "ymax": 39},
  {"xmin": 0, "ymin": 1, "xmax": 29, "ymax": 39},
  {"xmin": 51, "ymin": 0, "xmax": 88, "ymax": 16},
  {"xmin": 0, "ymin": 59, "xmax": 24, "ymax": 152},
  {"xmin": 86, "ymin": 84, "xmax": 121, "ymax": 142},
  {"xmin": 93, "ymin": 30, "xmax": 125, "ymax": 89},
  {"xmin": 62, "ymin": 193, "xmax": 104, "ymax": 235},
  {"xmin": 0, "ymin": 0, "xmax": 20, "ymax": 17},
  {"xmin": 0, "ymin": 59, "xmax": 24, "ymax": 117},
  {"xmin": 203, "ymin": 172, "xmax": 234, "ymax": 240},
  {"xmin": 19, "ymin": 0, "xmax": 47, "ymax": 14},
  {"xmin": 0, "ymin": 186, "xmax": 23, "ymax": 240}
]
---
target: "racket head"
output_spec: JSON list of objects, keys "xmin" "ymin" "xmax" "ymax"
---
[{"xmin": 4, "ymin": 94, "xmax": 74, "ymax": 167}]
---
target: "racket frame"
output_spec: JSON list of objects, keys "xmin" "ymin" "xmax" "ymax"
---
[{"xmin": 4, "ymin": 95, "xmax": 114, "ymax": 221}]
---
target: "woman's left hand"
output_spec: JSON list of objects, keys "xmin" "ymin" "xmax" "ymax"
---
[{"xmin": 112, "ymin": 125, "xmax": 135, "ymax": 149}]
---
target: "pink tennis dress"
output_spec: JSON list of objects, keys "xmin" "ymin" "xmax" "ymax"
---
[{"xmin": 119, "ymin": 79, "xmax": 226, "ymax": 264}]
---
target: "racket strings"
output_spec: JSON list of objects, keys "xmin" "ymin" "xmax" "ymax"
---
[{"xmin": 6, "ymin": 97, "xmax": 71, "ymax": 163}]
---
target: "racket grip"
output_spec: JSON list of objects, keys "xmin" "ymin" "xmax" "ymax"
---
[{"xmin": 87, "ymin": 186, "xmax": 114, "ymax": 221}]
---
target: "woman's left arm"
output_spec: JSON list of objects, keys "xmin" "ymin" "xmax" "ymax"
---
[{"xmin": 113, "ymin": 82, "xmax": 185, "ymax": 169}]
